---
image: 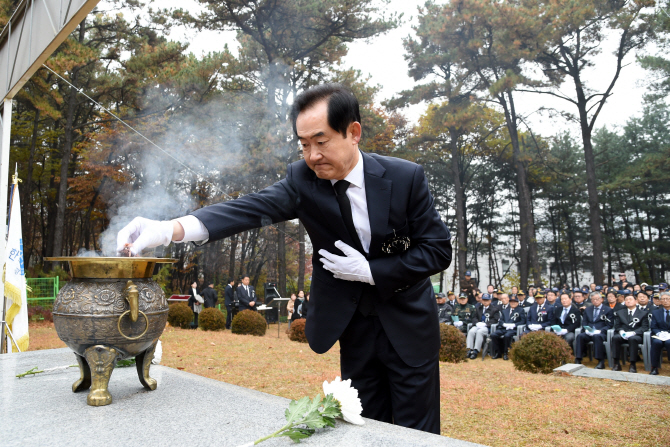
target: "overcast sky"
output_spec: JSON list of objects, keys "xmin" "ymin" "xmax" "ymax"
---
[{"xmin": 158, "ymin": 0, "xmax": 655, "ymax": 140}]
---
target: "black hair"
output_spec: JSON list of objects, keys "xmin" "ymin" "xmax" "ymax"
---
[
  {"xmin": 228, "ymin": 278, "xmax": 234, "ymax": 283},
  {"xmin": 290, "ymin": 83, "xmax": 361, "ymax": 138}
]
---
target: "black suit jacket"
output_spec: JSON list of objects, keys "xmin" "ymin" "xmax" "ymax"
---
[
  {"xmin": 190, "ymin": 152, "xmax": 452, "ymax": 367},
  {"xmin": 224, "ymin": 284, "xmax": 234, "ymax": 306},
  {"xmin": 474, "ymin": 305, "xmax": 500, "ymax": 328},
  {"xmin": 499, "ymin": 305, "xmax": 526, "ymax": 327},
  {"xmin": 582, "ymin": 305, "xmax": 614, "ymax": 331},
  {"xmin": 555, "ymin": 305, "xmax": 581, "ymax": 333},
  {"xmin": 614, "ymin": 307, "xmax": 649, "ymax": 336},
  {"xmin": 237, "ymin": 284, "xmax": 256, "ymax": 311},
  {"xmin": 202, "ymin": 287, "xmax": 218, "ymax": 308},
  {"xmin": 527, "ymin": 303, "xmax": 555, "ymax": 328}
]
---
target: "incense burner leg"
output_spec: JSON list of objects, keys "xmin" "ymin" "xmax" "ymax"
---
[
  {"xmin": 135, "ymin": 342, "xmax": 158, "ymax": 390},
  {"xmin": 83, "ymin": 345, "xmax": 119, "ymax": 406},
  {"xmin": 72, "ymin": 353, "xmax": 92, "ymax": 392}
]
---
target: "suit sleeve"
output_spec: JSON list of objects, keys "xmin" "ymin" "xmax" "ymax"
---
[
  {"xmin": 636, "ymin": 314, "xmax": 649, "ymax": 336},
  {"xmin": 650, "ymin": 312, "xmax": 661, "ymax": 334},
  {"xmin": 237, "ymin": 287, "xmax": 252, "ymax": 307},
  {"xmin": 190, "ymin": 165, "xmax": 299, "ymax": 242},
  {"xmin": 368, "ymin": 165, "xmax": 452, "ymax": 297}
]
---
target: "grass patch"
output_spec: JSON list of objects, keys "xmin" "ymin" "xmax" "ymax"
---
[{"xmin": 28, "ymin": 321, "xmax": 670, "ymax": 446}]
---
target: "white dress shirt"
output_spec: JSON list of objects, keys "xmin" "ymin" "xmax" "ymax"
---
[{"xmin": 176, "ymin": 151, "xmax": 372, "ymax": 254}]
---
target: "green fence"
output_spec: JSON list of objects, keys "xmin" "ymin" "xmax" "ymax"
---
[{"xmin": 26, "ymin": 277, "xmax": 60, "ymax": 310}]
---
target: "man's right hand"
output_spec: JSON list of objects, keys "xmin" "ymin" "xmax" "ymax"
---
[
  {"xmin": 249, "ymin": 301, "xmax": 255, "ymax": 307},
  {"xmin": 116, "ymin": 217, "xmax": 176, "ymax": 256}
]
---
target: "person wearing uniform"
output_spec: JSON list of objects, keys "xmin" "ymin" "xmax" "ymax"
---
[
  {"xmin": 490, "ymin": 294, "xmax": 525, "ymax": 360},
  {"xmin": 436, "ymin": 292, "xmax": 453, "ymax": 325},
  {"xmin": 611, "ymin": 294, "xmax": 649, "ymax": 373},
  {"xmin": 466, "ymin": 294, "xmax": 500, "ymax": 359},
  {"xmin": 516, "ymin": 290, "xmax": 531, "ymax": 308},
  {"xmin": 574, "ymin": 293, "xmax": 614, "ymax": 369},
  {"xmin": 452, "ymin": 292, "xmax": 475, "ymax": 335},
  {"xmin": 460, "ymin": 271, "xmax": 477, "ymax": 305},
  {"xmin": 446, "ymin": 291, "xmax": 457, "ymax": 309},
  {"xmin": 523, "ymin": 293, "xmax": 554, "ymax": 334}
]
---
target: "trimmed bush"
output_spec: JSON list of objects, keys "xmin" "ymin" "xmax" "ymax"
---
[
  {"xmin": 439, "ymin": 324, "xmax": 468, "ymax": 363},
  {"xmin": 288, "ymin": 319, "xmax": 308, "ymax": 343},
  {"xmin": 231, "ymin": 309, "xmax": 267, "ymax": 336},
  {"xmin": 509, "ymin": 331, "xmax": 572, "ymax": 374},
  {"xmin": 198, "ymin": 307, "xmax": 226, "ymax": 331},
  {"xmin": 167, "ymin": 303, "xmax": 193, "ymax": 329}
]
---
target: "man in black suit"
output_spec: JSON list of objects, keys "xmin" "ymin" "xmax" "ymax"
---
[
  {"xmin": 611, "ymin": 294, "xmax": 649, "ymax": 373},
  {"xmin": 116, "ymin": 84, "xmax": 452, "ymax": 434},
  {"xmin": 574, "ymin": 293, "xmax": 614, "ymax": 369},
  {"xmin": 237, "ymin": 276, "xmax": 256, "ymax": 311},
  {"xmin": 554, "ymin": 292, "xmax": 581, "ymax": 351},
  {"xmin": 202, "ymin": 282, "xmax": 218, "ymax": 309},
  {"xmin": 649, "ymin": 292, "xmax": 670, "ymax": 375},
  {"xmin": 224, "ymin": 278, "xmax": 235, "ymax": 329}
]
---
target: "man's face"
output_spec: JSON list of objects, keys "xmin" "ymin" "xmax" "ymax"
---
[
  {"xmin": 501, "ymin": 294, "xmax": 509, "ymax": 305},
  {"xmin": 573, "ymin": 292, "xmax": 583, "ymax": 303},
  {"xmin": 487, "ymin": 285, "xmax": 494, "ymax": 293},
  {"xmin": 561, "ymin": 295, "xmax": 572, "ymax": 307},
  {"xmin": 625, "ymin": 296, "xmax": 637, "ymax": 309},
  {"xmin": 546, "ymin": 292, "xmax": 556, "ymax": 302},
  {"xmin": 296, "ymin": 100, "xmax": 360, "ymax": 180},
  {"xmin": 660, "ymin": 295, "xmax": 670, "ymax": 310},
  {"xmin": 617, "ymin": 294, "xmax": 626, "ymax": 303},
  {"xmin": 510, "ymin": 300, "xmax": 519, "ymax": 308},
  {"xmin": 590, "ymin": 283, "xmax": 596, "ymax": 291},
  {"xmin": 535, "ymin": 296, "xmax": 545, "ymax": 305},
  {"xmin": 646, "ymin": 289, "xmax": 653, "ymax": 296},
  {"xmin": 592, "ymin": 295, "xmax": 603, "ymax": 307},
  {"xmin": 298, "ymin": 291, "xmax": 304, "ymax": 298},
  {"xmin": 457, "ymin": 297, "xmax": 468, "ymax": 305},
  {"xmin": 637, "ymin": 294, "xmax": 649, "ymax": 306},
  {"xmin": 191, "ymin": 282, "xmax": 197, "ymax": 288},
  {"xmin": 619, "ymin": 274, "xmax": 626, "ymax": 282},
  {"xmin": 482, "ymin": 299, "xmax": 491, "ymax": 307},
  {"xmin": 465, "ymin": 275, "xmax": 471, "ymax": 281},
  {"xmin": 436, "ymin": 296, "xmax": 446, "ymax": 304},
  {"xmin": 633, "ymin": 285, "xmax": 641, "ymax": 292},
  {"xmin": 512, "ymin": 286, "xmax": 518, "ymax": 294},
  {"xmin": 242, "ymin": 277, "xmax": 250, "ymax": 286}
]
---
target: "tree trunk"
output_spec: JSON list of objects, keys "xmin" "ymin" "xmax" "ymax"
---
[
  {"xmin": 21, "ymin": 108, "xmax": 39, "ymax": 265},
  {"xmin": 228, "ymin": 234, "xmax": 238, "ymax": 281},
  {"xmin": 52, "ymin": 20, "xmax": 86, "ymax": 257},
  {"xmin": 449, "ymin": 128, "xmax": 467, "ymax": 286},
  {"xmin": 298, "ymin": 220, "xmax": 305, "ymax": 293},
  {"xmin": 277, "ymin": 221, "xmax": 286, "ymax": 297}
]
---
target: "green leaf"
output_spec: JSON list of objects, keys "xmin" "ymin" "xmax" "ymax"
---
[
  {"xmin": 320, "ymin": 394, "xmax": 343, "ymax": 420},
  {"xmin": 279, "ymin": 427, "xmax": 314, "ymax": 443},
  {"xmin": 285, "ymin": 396, "xmax": 311, "ymax": 425}
]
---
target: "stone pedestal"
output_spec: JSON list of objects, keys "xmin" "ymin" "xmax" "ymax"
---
[{"xmin": 1, "ymin": 348, "xmax": 485, "ymax": 447}]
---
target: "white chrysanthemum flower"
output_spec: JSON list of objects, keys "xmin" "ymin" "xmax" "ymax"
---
[
  {"xmin": 151, "ymin": 340, "xmax": 162, "ymax": 365},
  {"xmin": 323, "ymin": 376, "xmax": 365, "ymax": 425}
]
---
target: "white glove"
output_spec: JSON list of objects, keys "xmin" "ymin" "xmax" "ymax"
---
[
  {"xmin": 620, "ymin": 330, "xmax": 627, "ymax": 339},
  {"xmin": 504, "ymin": 323, "xmax": 515, "ymax": 330},
  {"xmin": 558, "ymin": 329, "xmax": 568, "ymax": 336},
  {"xmin": 453, "ymin": 321, "xmax": 463, "ymax": 328},
  {"xmin": 116, "ymin": 217, "xmax": 174, "ymax": 255},
  {"xmin": 319, "ymin": 241, "xmax": 374, "ymax": 285},
  {"xmin": 626, "ymin": 331, "xmax": 636, "ymax": 339},
  {"xmin": 592, "ymin": 329, "xmax": 601, "ymax": 335},
  {"xmin": 476, "ymin": 322, "xmax": 487, "ymax": 328},
  {"xmin": 530, "ymin": 324, "xmax": 542, "ymax": 331}
]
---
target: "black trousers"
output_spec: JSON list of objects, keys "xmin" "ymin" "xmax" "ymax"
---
[
  {"xmin": 191, "ymin": 312, "xmax": 199, "ymax": 329},
  {"xmin": 339, "ymin": 311, "xmax": 440, "ymax": 434},
  {"xmin": 650, "ymin": 339, "xmax": 670, "ymax": 368},
  {"xmin": 225, "ymin": 305, "xmax": 233, "ymax": 329},
  {"xmin": 612, "ymin": 334, "xmax": 642, "ymax": 362},
  {"xmin": 575, "ymin": 332, "xmax": 607, "ymax": 360},
  {"xmin": 491, "ymin": 329, "xmax": 516, "ymax": 353}
]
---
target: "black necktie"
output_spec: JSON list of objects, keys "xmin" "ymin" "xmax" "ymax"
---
[
  {"xmin": 334, "ymin": 180, "xmax": 374, "ymax": 316},
  {"xmin": 334, "ymin": 180, "xmax": 364, "ymax": 253}
]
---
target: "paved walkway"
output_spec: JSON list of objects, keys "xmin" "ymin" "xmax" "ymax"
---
[
  {"xmin": 554, "ymin": 363, "xmax": 670, "ymax": 385},
  {"xmin": 1, "ymin": 348, "xmax": 486, "ymax": 447}
]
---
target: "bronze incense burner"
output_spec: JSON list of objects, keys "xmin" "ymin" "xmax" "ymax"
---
[{"xmin": 46, "ymin": 257, "xmax": 176, "ymax": 406}]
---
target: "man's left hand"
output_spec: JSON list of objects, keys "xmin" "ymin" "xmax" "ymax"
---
[{"xmin": 319, "ymin": 241, "xmax": 375, "ymax": 285}]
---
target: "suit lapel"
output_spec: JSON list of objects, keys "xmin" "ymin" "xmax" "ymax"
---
[{"xmin": 362, "ymin": 152, "xmax": 391, "ymax": 257}]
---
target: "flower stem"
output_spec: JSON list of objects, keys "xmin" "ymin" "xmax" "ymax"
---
[{"xmin": 252, "ymin": 422, "xmax": 295, "ymax": 445}]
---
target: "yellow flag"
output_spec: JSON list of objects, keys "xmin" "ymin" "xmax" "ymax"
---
[{"xmin": 4, "ymin": 181, "xmax": 28, "ymax": 352}]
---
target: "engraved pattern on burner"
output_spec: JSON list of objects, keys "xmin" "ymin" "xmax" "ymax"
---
[{"xmin": 53, "ymin": 279, "xmax": 167, "ymax": 315}]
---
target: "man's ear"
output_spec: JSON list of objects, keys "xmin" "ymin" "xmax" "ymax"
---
[{"xmin": 349, "ymin": 121, "xmax": 362, "ymax": 144}]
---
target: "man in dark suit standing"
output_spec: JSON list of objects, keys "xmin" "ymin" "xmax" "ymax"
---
[
  {"xmin": 224, "ymin": 278, "xmax": 235, "ymax": 329},
  {"xmin": 649, "ymin": 292, "xmax": 670, "ymax": 375},
  {"xmin": 237, "ymin": 276, "xmax": 256, "ymax": 311},
  {"xmin": 574, "ymin": 292, "xmax": 614, "ymax": 369},
  {"xmin": 202, "ymin": 282, "xmax": 218, "ymax": 309},
  {"xmin": 611, "ymin": 294, "xmax": 649, "ymax": 373},
  {"xmin": 116, "ymin": 84, "xmax": 452, "ymax": 434}
]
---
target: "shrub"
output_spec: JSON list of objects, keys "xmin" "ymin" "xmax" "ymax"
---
[
  {"xmin": 288, "ymin": 319, "xmax": 308, "ymax": 343},
  {"xmin": 231, "ymin": 309, "xmax": 267, "ymax": 336},
  {"xmin": 199, "ymin": 308, "xmax": 226, "ymax": 331},
  {"xmin": 28, "ymin": 305, "xmax": 53, "ymax": 322},
  {"xmin": 167, "ymin": 303, "xmax": 193, "ymax": 329},
  {"xmin": 439, "ymin": 324, "xmax": 468, "ymax": 363},
  {"xmin": 509, "ymin": 331, "xmax": 572, "ymax": 374}
]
